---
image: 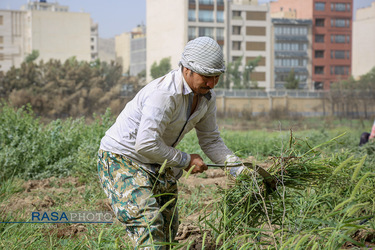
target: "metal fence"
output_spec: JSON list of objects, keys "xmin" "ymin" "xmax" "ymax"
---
[{"xmin": 214, "ymin": 89, "xmax": 327, "ymax": 98}]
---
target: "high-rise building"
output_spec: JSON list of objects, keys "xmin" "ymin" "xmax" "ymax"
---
[
  {"xmin": 146, "ymin": 0, "xmax": 226, "ymax": 83},
  {"xmin": 271, "ymin": 18, "xmax": 312, "ymax": 89},
  {"xmin": 146, "ymin": 0, "xmax": 273, "ymax": 89},
  {"xmin": 115, "ymin": 32, "xmax": 131, "ymax": 74},
  {"xmin": 0, "ymin": 0, "xmax": 95, "ymax": 73},
  {"xmin": 270, "ymin": 0, "xmax": 353, "ymax": 90},
  {"xmin": 0, "ymin": 10, "xmax": 26, "ymax": 74},
  {"xmin": 130, "ymin": 25, "xmax": 147, "ymax": 77},
  {"xmin": 228, "ymin": 0, "xmax": 271, "ymax": 89},
  {"xmin": 115, "ymin": 25, "xmax": 147, "ymax": 76},
  {"xmin": 352, "ymin": 1, "xmax": 375, "ymax": 79}
]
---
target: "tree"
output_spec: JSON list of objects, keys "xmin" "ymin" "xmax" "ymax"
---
[
  {"xmin": 150, "ymin": 57, "xmax": 171, "ymax": 79},
  {"xmin": 229, "ymin": 57, "xmax": 242, "ymax": 89},
  {"xmin": 284, "ymin": 69, "xmax": 299, "ymax": 89},
  {"xmin": 242, "ymin": 56, "xmax": 261, "ymax": 89},
  {"xmin": 25, "ymin": 50, "xmax": 40, "ymax": 63}
]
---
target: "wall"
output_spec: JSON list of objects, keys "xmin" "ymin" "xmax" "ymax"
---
[
  {"xmin": 31, "ymin": 10, "xmax": 91, "ymax": 62},
  {"xmin": 146, "ymin": 0, "xmax": 187, "ymax": 82},
  {"xmin": 214, "ymin": 90, "xmax": 375, "ymax": 117},
  {"xmin": 352, "ymin": 2, "xmax": 375, "ymax": 79}
]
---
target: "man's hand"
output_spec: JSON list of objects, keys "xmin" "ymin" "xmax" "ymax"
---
[{"xmin": 185, "ymin": 154, "xmax": 208, "ymax": 174}]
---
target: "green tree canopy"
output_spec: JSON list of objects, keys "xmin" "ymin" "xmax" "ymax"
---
[
  {"xmin": 284, "ymin": 69, "xmax": 299, "ymax": 89},
  {"xmin": 150, "ymin": 57, "xmax": 171, "ymax": 79},
  {"xmin": 25, "ymin": 50, "xmax": 40, "ymax": 63}
]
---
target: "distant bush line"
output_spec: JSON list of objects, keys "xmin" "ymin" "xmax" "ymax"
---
[{"xmin": 0, "ymin": 58, "xmax": 139, "ymax": 120}]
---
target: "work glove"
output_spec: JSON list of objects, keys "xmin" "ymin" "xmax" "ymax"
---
[{"xmin": 225, "ymin": 155, "xmax": 253, "ymax": 177}]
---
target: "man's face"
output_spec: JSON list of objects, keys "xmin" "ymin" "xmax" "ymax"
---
[{"xmin": 183, "ymin": 68, "xmax": 221, "ymax": 95}]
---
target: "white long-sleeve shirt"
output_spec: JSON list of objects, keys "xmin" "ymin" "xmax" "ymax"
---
[{"xmin": 100, "ymin": 67, "xmax": 238, "ymax": 178}]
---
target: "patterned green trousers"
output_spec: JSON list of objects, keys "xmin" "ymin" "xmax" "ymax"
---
[{"xmin": 97, "ymin": 149, "xmax": 179, "ymax": 249}]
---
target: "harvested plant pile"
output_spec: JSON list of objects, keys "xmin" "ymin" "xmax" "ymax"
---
[{"xmin": 213, "ymin": 133, "xmax": 375, "ymax": 249}]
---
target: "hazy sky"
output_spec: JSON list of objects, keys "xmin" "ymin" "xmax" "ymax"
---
[{"xmin": 0, "ymin": 0, "xmax": 374, "ymax": 39}]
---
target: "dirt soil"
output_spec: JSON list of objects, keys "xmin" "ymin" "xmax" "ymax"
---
[
  {"xmin": 0, "ymin": 170, "xmax": 230, "ymax": 248},
  {"xmin": 2, "ymin": 167, "xmax": 374, "ymax": 249}
]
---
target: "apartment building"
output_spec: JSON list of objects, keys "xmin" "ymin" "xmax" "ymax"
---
[
  {"xmin": 271, "ymin": 18, "xmax": 312, "ymax": 89},
  {"xmin": 352, "ymin": 1, "xmax": 375, "ymax": 79},
  {"xmin": 130, "ymin": 25, "xmax": 147, "ymax": 77},
  {"xmin": 115, "ymin": 32, "xmax": 131, "ymax": 74},
  {"xmin": 270, "ymin": 0, "xmax": 353, "ymax": 90},
  {"xmin": 0, "ymin": 0, "xmax": 95, "ymax": 73},
  {"xmin": 146, "ymin": 0, "xmax": 226, "ymax": 82},
  {"xmin": 0, "ymin": 10, "xmax": 26, "ymax": 74},
  {"xmin": 228, "ymin": 0, "xmax": 271, "ymax": 89},
  {"xmin": 115, "ymin": 25, "xmax": 147, "ymax": 76}
]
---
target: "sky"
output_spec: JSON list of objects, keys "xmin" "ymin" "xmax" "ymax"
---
[{"xmin": 0, "ymin": 0, "xmax": 374, "ymax": 39}]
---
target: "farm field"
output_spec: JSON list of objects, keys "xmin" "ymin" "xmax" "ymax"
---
[{"xmin": 0, "ymin": 103, "xmax": 375, "ymax": 249}]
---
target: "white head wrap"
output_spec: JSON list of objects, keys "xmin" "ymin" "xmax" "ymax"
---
[{"xmin": 179, "ymin": 36, "xmax": 225, "ymax": 76}]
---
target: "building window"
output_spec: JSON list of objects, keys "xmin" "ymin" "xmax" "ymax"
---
[
  {"xmin": 315, "ymin": 18, "xmax": 325, "ymax": 27},
  {"xmin": 217, "ymin": 11, "xmax": 224, "ymax": 23},
  {"xmin": 217, "ymin": 0, "xmax": 224, "ymax": 6},
  {"xmin": 315, "ymin": 34, "xmax": 324, "ymax": 43},
  {"xmin": 246, "ymin": 11, "xmax": 266, "ymax": 21},
  {"xmin": 232, "ymin": 56, "xmax": 241, "ymax": 62},
  {"xmin": 331, "ymin": 3, "xmax": 349, "ymax": 12},
  {"xmin": 232, "ymin": 41, "xmax": 241, "ymax": 50},
  {"xmin": 314, "ymin": 81, "xmax": 324, "ymax": 89},
  {"xmin": 198, "ymin": 27, "xmax": 214, "ymax": 38},
  {"xmin": 331, "ymin": 34, "xmax": 346, "ymax": 43},
  {"xmin": 246, "ymin": 41, "xmax": 266, "ymax": 51},
  {"xmin": 246, "ymin": 26, "xmax": 266, "ymax": 36},
  {"xmin": 232, "ymin": 10, "xmax": 241, "ymax": 19},
  {"xmin": 199, "ymin": 10, "xmax": 214, "ymax": 22},
  {"xmin": 331, "ymin": 18, "xmax": 350, "ymax": 28},
  {"xmin": 275, "ymin": 58, "xmax": 300, "ymax": 67},
  {"xmin": 216, "ymin": 28, "xmax": 224, "ymax": 40},
  {"xmin": 331, "ymin": 66, "xmax": 349, "ymax": 75},
  {"xmin": 276, "ymin": 26, "xmax": 307, "ymax": 35},
  {"xmin": 188, "ymin": 9, "xmax": 196, "ymax": 21},
  {"xmin": 0, "ymin": 36, "xmax": 3, "ymax": 44},
  {"xmin": 232, "ymin": 26, "xmax": 241, "ymax": 35},
  {"xmin": 199, "ymin": 0, "xmax": 214, "ymax": 4},
  {"xmin": 331, "ymin": 50, "xmax": 345, "ymax": 59},
  {"xmin": 188, "ymin": 27, "xmax": 196, "ymax": 40},
  {"xmin": 315, "ymin": 66, "xmax": 324, "ymax": 74},
  {"xmin": 315, "ymin": 50, "xmax": 324, "ymax": 58},
  {"xmin": 315, "ymin": 2, "xmax": 325, "ymax": 11},
  {"xmin": 189, "ymin": 0, "xmax": 196, "ymax": 4},
  {"xmin": 0, "ymin": 16, "xmax": 3, "ymax": 25}
]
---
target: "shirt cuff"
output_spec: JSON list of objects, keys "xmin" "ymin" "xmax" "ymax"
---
[{"xmin": 175, "ymin": 152, "xmax": 191, "ymax": 169}]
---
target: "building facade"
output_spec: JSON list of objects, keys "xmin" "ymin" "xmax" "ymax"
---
[
  {"xmin": 352, "ymin": 1, "xmax": 375, "ymax": 79},
  {"xmin": 115, "ymin": 25, "xmax": 147, "ymax": 76},
  {"xmin": 115, "ymin": 32, "xmax": 131, "ymax": 74},
  {"xmin": 146, "ymin": 0, "xmax": 227, "ymax": 83},
  {"xmin": 271, "ymin": 18, "xmax": 312, "ymax": 89},
  {"xmin": 130, "ymin": 25, "xmax": 147, "ymax": 77},
  {"xmin": 228, "ymin": 0, "xmax": 272, "ymax": 89},
  {"xmin": 0, "ymin": 10, "xmax": 27, "ymax": 74},
  {"xmin": 0, "ymin": 0, "xmax": 95, "ymax": 74},
  {"xmin": 270, "ymin": 0, "xmax": 353, "ymax": 90}
]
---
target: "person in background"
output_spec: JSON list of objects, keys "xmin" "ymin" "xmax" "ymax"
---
[
  {"xmin": 359, "ymin": 119, "xmax": 375, "ymax": 146},
  {"xmin": 97, "ymin": 37, "xmax": 243, "ymax": 248}
]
